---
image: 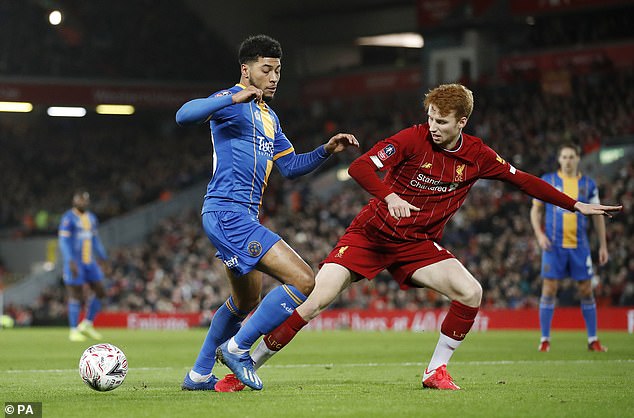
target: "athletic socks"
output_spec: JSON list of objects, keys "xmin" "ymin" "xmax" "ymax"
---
[
  {"xmin": 580, "ymin": 297, "xmax": 598, "ymax": 341},
  {"xmin": 427, "ymin": 301, "xmax": 479, "ymax": 372},
  {"xmin": 68, "ymin": 298, "xmax": 81, "ymax": 329},
  {"xmin": 539, "ymin": 295, "xmax": 556, "ymax": 340},
  {"xmin": 192, "ymin": 296, "xmax": 248, "ymax": 377},
  {"xmin": 86, "ymin": 297, "xmax": 102, "ymax": 322},
  {"xmin": 252, "ymin": 310, "xmax": 309, "ymax": 369},
  {"xmin": 232, "ymin": 285, "xmax": 306, "ymax": 351}
]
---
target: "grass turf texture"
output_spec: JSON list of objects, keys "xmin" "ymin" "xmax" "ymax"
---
[{"xmin": 0, "ymin": 328, "xmax": 632, "ymax": 418}]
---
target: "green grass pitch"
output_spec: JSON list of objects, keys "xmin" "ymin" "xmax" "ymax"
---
[{"xmin": 0, "ymin": 328, "xmax": 632, "ymax": 417}]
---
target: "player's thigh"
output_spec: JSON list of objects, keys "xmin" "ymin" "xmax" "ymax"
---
[
  {"xmin": 541, "ymin": 247, "xmax": 569, "ymax": 279},
  {"xmin": 226, "ymin": 267, "xmax": 263, "ymax": 311},
  {"xmin": 297, "ymin": 263, "xmax": 353, "ymax": 321},
  {"xmin": 66, "ymin": 284, "xmax": 83, "ymax": 300},
  {"xmin": 409, "ymin": 258, "xmax": 482, "ymax": 306},
  {"xmin": 257, "ymin": 239, "xmax": 314, "ymax": 294},
  {"xmin": 569, "ymin": 247, "xmax": 593, "ymax": 281},
  {"xmin": 85, "ymin": 264, "xmax": 105, "ymax": 297}
]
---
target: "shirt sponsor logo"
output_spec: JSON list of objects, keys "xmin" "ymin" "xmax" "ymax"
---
[
  {"xmin": 258, "ymin": 137, "xmax": 274, "ymax": 157},
  {"xmin": 410, "ymin": 173, "xmax": 460, "ymax": 193},
  {"xmin": 377, "ymin": 144, "xmax": 395, "ymax": 161}
]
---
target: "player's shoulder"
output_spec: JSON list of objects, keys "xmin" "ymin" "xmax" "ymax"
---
[
  {"xmin": 209, "ymin": 84, "xmax": 242, "ymax": 98},
  {"xmin": 59, "ymin": 210, "xmax": 75, "ymax": 229},
  {"xmin": 462, "ymin": 132, "xmax": 489, "ymax": 149},
  {"xmin": 391, "ymin": 124, "xmax": 428, "ymax": 143}
]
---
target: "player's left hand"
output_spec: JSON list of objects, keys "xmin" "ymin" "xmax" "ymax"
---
[
  {"xmin": 573, "ymin": 202, "xmax": 622, "ymax": 218},
  {"xmin": 324, "ymin": 133, "xmax": 359, "ymax": 154},
  {"xmin": 598, "ymin": 246, "xmax": 609, "ymax": 266}
]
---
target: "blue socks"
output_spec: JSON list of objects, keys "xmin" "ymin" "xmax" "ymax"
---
[
  {"xmin": 68, "ymin": 299, "xmax": 81, "ymax": 328},
  {"xmin": 539, "ymin": 295, "xmax": 556, "ymax": 339},
  {"xmin": 192, "ymin": 297, "xmax": 248, "ymax": 375},
  {"xmin": 86, "ymin": 297, "xmax": 102, "ymax": 321},
  {"xmin": 233, "ymin": 285, "xmax": 306, "ymax": 350},
  {"xmin": 581, "ymin": 298, "xmax": 598, "ymax": 338}
]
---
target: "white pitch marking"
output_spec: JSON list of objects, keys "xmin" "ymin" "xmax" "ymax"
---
[{"xmin": 1, "ymin": 359, "xmax": 632, "ymax": 374}]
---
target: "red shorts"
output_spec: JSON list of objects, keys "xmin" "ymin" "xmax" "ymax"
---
[{"xmin": 321, "ymin": 228, "xmax": 455, "ymax": 290}]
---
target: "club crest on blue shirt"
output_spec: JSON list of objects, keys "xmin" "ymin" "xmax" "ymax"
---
[
  {"xmin": 248, "ymin": 241, "xmax": 263, "ymax": 257},
  {"xmin": 377, "ymin": 144, "xmax": 395, "ymax": 161}
]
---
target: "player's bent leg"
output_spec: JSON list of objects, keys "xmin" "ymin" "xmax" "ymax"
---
[
  {"xmin": 252, "ymin": 264, "xmax": 354, "ymax": 367},
  {"xmin": 410, "ymin": 259, "xmax": 481, "ymax": 390},
  {"xmin": 297, "ymin": 263, "xmax": 354, "ymax": 320},
  {"xmin": 216, "ymin": 240, "xmax": 314, "ymax": 390},
  {"xmin": 217, "ymin": 263, "xmax": 356, "ymax": 392},
  {"xmin": 185, "ymin": 271, "xmax": 259, "ymax": 390}
]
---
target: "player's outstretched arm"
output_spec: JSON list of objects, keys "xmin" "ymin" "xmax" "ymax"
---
[
  {"xmin": 323, "ymin": 133, "xmax": 359, "ymax": 154},
  {"xmin": 573, "ymin": 202, "xmax": 622, "ymax": 218},
  {"xmin": 175, "ymin": 86, "xmax": 263, "ymax": 126},
  {"xmin": 276, "ymin": 133, "xmax": 358, "ymax": 179}
]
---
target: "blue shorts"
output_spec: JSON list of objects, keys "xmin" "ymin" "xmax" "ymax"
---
[
  {"xmin": 541, "ymin": 246, "xmax": 593, "ymax": 280},
  {"xmin": 63, "ymin": 262, "xmax": 104, "ymax": 286},
  {"xmin": 202, "ymin": 210, "xmax": 281, "ymax": 277}
]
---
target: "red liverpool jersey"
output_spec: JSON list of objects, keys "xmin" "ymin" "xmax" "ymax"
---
[{"xmin": 347, "ymin": 123, "xmax": 571, "ymax": 242}]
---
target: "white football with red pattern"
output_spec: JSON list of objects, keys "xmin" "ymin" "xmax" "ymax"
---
[{"xmin": 79, "ymin": 343, "xmax": 128, "ymax": 391}]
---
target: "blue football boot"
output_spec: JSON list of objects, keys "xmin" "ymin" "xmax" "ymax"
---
[
  {"xmin": 215, "ymin": 341, "xmax": 262, "ymax": 390},
  {"xmin": 181, "ymin": 372, "xmax": 219, "ymax": 391}
]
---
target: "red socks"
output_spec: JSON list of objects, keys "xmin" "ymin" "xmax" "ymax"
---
[
  {"xmin": 263, "ymin": 310, "xmax": 308, "ymax": 351},
  {"xmin": 440, "ymin": 300, "xmax": 479, "ymax": 341}
]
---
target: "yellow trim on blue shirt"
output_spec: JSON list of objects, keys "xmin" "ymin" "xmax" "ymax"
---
[
  {"xmin": 559, "ymin": 170, "xmax": 580, "ymax": 248},
  {"xmin": 273, "ymin": 147, "xmax": 294, "ymax": 161}
]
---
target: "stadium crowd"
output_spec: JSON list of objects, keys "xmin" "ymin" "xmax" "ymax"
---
[
  {"xmin": 0, "ymin": 1, "xmax": 233, "ymax": 82},
  {"xmin": 3, "ymin": 65, "xmax": 633, "ymax": 325}
]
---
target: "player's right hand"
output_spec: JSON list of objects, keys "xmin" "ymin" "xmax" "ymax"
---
[
  {"xmin": 232, "ymin": 85, "xmax": 263, "ymax": 104},
  {"xmin": 385, "ymin": 193, "xmax": 420, "ymax": 220},
  {"xmin": 536, "ymin": 232, "xmax": 551, "ymax": 251}
]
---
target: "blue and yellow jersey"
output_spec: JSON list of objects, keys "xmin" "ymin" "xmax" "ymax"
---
[
  {"xmin": 58, "ymin": 208, "xmax": 107, "ymax": 264},
  {"xmin": 533, "ymin": 171, "xmax": 599, "ymax": 249},
  {"xmin": 202, "ymin": 84, "xmax": 294, "ymax": 216}
]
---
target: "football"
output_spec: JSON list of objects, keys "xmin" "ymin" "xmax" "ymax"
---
[{"xmin": 78, "ymin": 343, "xmax": 128, "ymax": 392}]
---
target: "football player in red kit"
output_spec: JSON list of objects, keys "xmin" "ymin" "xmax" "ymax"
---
[{"xmin": 215, "ymin": 83, "xmax": 622, "ymax": 392}]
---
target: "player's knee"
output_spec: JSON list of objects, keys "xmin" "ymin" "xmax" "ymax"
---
[
  {"xmin": 457, "ymin": 280, "xmax": 482, "ymax": 306},
  {"xmin": 291, "ymin": 266, "xmax": 315, "ymax": 296},
  {"xmin": 234, "ymin": 295, "xmax": 261, "ymax": 312}
]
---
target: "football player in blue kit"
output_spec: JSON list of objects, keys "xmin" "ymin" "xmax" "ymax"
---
[
  {"xmin": 176, "ymin": 34, "xmax": 358, "ymax": 390},
  {"xmin": 531, "ymin": 143, "xmax": 610, "ymax": 352},
  {"xmin": 58, "ymin": 190, "xmax": 108, "ymax": 342}
]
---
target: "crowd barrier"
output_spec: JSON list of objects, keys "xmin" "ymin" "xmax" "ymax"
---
[{"xmin": 93, "ymin": 307, "xmax": 634, "ymax": 333}]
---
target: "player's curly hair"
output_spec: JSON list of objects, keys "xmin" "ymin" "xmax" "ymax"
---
[
  {"xmin": 239, "ymin": 34, "xmax": 282, "ymax": 64},
  {"xmin": 423, "ymin": 83, "xmax": 474, "ymax": 119}
]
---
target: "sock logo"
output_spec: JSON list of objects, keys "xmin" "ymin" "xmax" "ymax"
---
[
  {"xmin": 452, "ymin": 331, "xmax": 466, "ymax": 340},
  {"xmin": 265, "ymin": 335, "xmax": 282, "ymax": 350},
  {"xmin": 280, "ymin": 302, "xmax": 293, "ymax": 314}
]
